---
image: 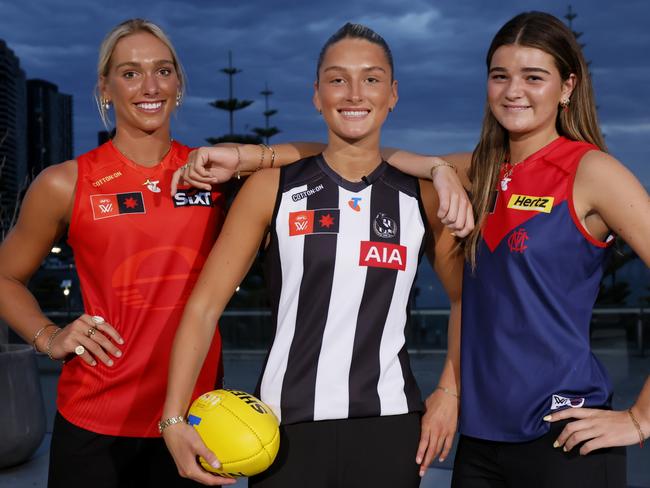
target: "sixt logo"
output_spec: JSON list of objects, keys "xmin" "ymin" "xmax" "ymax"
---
[
  {"xmin": 507, "ymin": 194, "xmax": 554, "ymax": 213},
  {"xmin": 173, "ymin": 190, "xmax": 213, "ymax": 207},
  {"xmin": 228, "ymin": 390, "xmax": 269, "ymax": 414}
]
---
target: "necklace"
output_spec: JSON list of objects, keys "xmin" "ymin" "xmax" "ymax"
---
[
  {"xmin": 112, "ymin": 139, "xmax": 173, "ymax": 193},
  {"xmin": 499, "ymin": 157, "xmax": 522, "ymax": 192}
]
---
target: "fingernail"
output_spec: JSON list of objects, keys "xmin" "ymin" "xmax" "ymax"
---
[
  {"xmin": 543, "ymin": 415, "xmax": 552, "ymax": 421},
  {"xmin": 91, "ymin": 361, "xmax": 97, "ymax": 366},
  {"xmin": 450, "ymin": 232, "xmax": 457, "ymax": 237},
  {"xmin": 553, "ymin": 441, "xmax": 559, "ymax": 448},
  {"xmin": 439, "ymin": 458, "xmax": 445, "ymax": 462},
  {"xmin": 210, "ymin": 460, "xmax": 221, "ymax": 469},
  {"xmin": 118, "ymin": 338, "xmax": 124, "ymax": 345},
  {"xmin": 416, "ymin": 456, "xmax": 422, "ymax": 464},
  {"xmin": 115, "ymin": 350, "xmax": 122, "ymax": 357},
  {"xmin": 107, "ymin": 360, "xmax": 114, "ymax": 367},
  {"xmin": 563, "ymin": 446, "xmax": 568, "ymax": 452}
]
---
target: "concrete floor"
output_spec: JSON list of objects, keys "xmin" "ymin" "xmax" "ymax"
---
[{"xmin": 1, "ymin": 349, "xmax": 648, "ymax": 487}]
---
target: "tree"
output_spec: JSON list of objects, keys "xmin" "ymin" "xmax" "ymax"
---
[{"xmin": 252, "ymin": 83, "xmax": 281, "ymax": 144}]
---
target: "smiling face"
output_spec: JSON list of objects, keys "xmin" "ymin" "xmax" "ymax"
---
[
  {"xmin": 100, "ymin": 31, "xmax": 180, "ymax": 136},
  {"xmin": 313, "ymin": 37, "xmax": 397, "ymax": 145},
  {"xmin": 487, "ymin": 44, "xmax": 575, "ymax": 142}
]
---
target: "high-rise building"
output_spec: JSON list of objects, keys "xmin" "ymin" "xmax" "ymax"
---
[
  {"xmin": 0, "ymin": 39, "xmax": 27, "ymax": 238},
  {"xmin": 26, "ymin": 79, "xmax": 73, "ymax": 177}
]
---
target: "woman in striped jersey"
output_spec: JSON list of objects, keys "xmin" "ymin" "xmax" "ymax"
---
[{"xmin": 162, "ymin": 23, "xmax": 464, "ymax": 487}]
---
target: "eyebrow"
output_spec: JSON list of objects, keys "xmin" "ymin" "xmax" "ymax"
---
[
  {"xmin": 323, "ymin": 65, "xmax": 387, "ymax": 74},
  {"xmin": 114, "ymin": 59, "xmax": 175, "ymax": 69},
  {"xmin": 489, "ymin": 66, "xmax": 552, "ymax": 75}
]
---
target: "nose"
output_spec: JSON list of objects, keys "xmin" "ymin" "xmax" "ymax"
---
[
  {"xmin": 504, "ymin": 77, "xmax": 524, "ymax": 100},
  {"xmin": 347, "ymin": 79, "xmax": 363, "ymax": 104},
  {"xmin": 142, "ymin": 72, "xmax": 160, "ymax": 97}
]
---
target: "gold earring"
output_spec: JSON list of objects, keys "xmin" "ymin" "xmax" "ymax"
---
[
  {"xmin": 559, "ymin": 97, "xmax": 570, "ymax": 111},
  {"xmin": 176, "ymin": 92, "xmax": 182, "ymax": 108},
  {"xmin": 102, "ymin": 99, "xmax": 111, "ymax": 111}
]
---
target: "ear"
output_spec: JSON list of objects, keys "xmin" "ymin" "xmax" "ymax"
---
[
  {"xmin": 99, "ymin": 75, "xmax": 110, "ymax": 101},
  {"xmin": 312, "ymin": 80, "xmax": 321, "ymax": 113},
  {"xmin": 390, "ymin": 80, "xmax": 399, "ymax": 110},
  {"xmin": 561, "ymin": 73, "xmax": 576, "ymax": 100}
]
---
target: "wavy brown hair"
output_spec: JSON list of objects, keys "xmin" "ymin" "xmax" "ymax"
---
[{"xmin": 465, "ymin": 11, "xmax": 607, "ymax": 268}]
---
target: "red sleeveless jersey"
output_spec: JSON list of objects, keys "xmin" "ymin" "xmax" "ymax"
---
[{"xmin": 59, "ymin": 140, "xmax": 224, "ymax": 437}]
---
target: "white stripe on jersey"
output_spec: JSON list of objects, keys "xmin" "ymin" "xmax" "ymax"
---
[
  {"xmin": 260, "ymin": 184, "xmax": 307, "ymax": 422},
  {"xmin": 378, "ymin": 191, "xmax": 425, "ymax": 415},
  {"xmin": 313, "ymin": 186, "xmax": 372, "ymax": 420}
]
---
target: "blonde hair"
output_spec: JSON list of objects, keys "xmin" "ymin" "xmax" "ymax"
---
[
  {"xmin": 465, "ymin": 11, "xmax": 606, "ymax": 269},
  {"xmin": 94, "ymin": 18, "xmax": 187, "ymax": 128}
]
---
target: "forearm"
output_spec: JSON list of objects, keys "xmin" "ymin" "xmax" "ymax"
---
[
  {"xmin": 0, "ymin": 277, "xmax": 58, "ymax": 350},
  {"xmin": 631, "ymin": 376, "xmax": 650, "ymax": 440},
  {"xmin": 438, "ymin": 300, "xmax": 461, "ymax": 394},
  {"xmin": 227, "ymin": 142, "xmax": 325, "ymax": 173},
  {"xmin": 163, "ymin": 302, "xmax": 221, "ymax": 419},
  {"xmin": 382, "ymin": 148, "xmax": 439, "ymax": 179}
]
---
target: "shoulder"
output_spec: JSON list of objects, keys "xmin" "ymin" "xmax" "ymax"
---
[
  {"xmin": 575, "ymin": 150, "xmax": 632, "ymax": 189},
  {"xmin": 30, "ymin": 160, "xmax": 77, "ymax": 200}
]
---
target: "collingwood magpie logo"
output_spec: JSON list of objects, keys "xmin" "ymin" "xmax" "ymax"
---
[
  {"xmin": 173, "ymin": 189, "xmax": 213, "ymax": 207},
  {"xmin": 373, "ymin": 212, "xmax": 397, "ymax": 239}
]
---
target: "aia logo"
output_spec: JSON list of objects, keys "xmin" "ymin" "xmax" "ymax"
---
[
  {"xmin": 507, "ymin": 228, "xmax": 528, "ymax": 253},
  {"xmin": 359, "ymin": 241, "xmax": 407, "ymax": 271},
  {"xmin": 348, "ymin": 197, "xmax": 362, "ymax": 212}
]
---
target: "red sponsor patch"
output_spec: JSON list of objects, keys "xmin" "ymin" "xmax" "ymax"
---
[
  {"xmin": 359, "ymin": 241, "xmax": 407, "ymax": 271},
  {"xmin": 289, "ymin": 210, "xmax": 314, "ymax": 236}
]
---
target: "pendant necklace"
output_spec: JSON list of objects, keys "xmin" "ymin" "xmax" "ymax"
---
[{"xmin": 113, "ymin": 139, "xmax": 173, "ymax": 193}]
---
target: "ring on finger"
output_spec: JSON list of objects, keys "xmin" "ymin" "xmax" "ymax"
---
[
  {"xmin": 75, "ymin": 345, "xmax": 86, "ymax": 356},
  {"xmin": 87, "ymin": 327, "xmax": 97, "ymax": 338},
  {"xmin": 91, "ymin": 315, "xmax": 105, "ymax": 325}
]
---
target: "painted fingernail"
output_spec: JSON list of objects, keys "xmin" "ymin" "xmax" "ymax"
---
[
  {"xmin": 210, "ymin": 460, "xmax": 221, "ymax": 469},
  {"xmin": 115, "ymin": 350, "xmax": 122, "ymax": 357},
  {"xmin": 439, "ymin": 458, "xmax": 445, "ymax": 462},
  {"xmin": 91, "ymin": 361, "xmax": 97, "ymax": 366},
  {"xmin": 563, "ymin": 446, "xmax": 568, "ymax": 452},
  {"xmin": 543, "ymin": 415, "xmax": 552, "ymax": 421},
  {"xmin": 118, "ymin": 338, "xmax": 124, "ymax": 345},
  {"xmin": 553, "ymin": 441, "xmax": 559, "ymax": 448},
  {"xmin": 107, "ymin": 360, "xmax": 114, "ymax": 367}
]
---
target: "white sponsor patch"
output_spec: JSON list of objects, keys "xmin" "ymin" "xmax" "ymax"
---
[{"xmin": 550, "ymin": 394, "xmax": 585, "ymax": 410}]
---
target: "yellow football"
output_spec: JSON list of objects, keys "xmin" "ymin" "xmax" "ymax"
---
[{"xmin": 187, "ymin": 389, "xmax": 280, "ymax": 478}]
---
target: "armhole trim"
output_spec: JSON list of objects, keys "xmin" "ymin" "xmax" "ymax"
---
[
  {"xmin": 67, "ymin": 158, "xmax": 83, "ymax": 246},
  {"xmin": 567, "ymin": 150, "xmax": 613, "ymax": 249}
]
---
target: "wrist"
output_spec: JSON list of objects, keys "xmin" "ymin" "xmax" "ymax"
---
[
  {"xmin": 631, "ymin": 405, "xmax": 650, "ymax": 440},
  {"xmin": 32, "ymin": 323, "xmax": 57, "ymax": 352},
  {"xmin": 429, "ymin": 157, "xmax": 457, "ymax": 180},
  {"xmin": 45, "ymin": 327, "xmax": 63, "ymax": 361},
  {"xmin": 158, "ymin": 415, "xmax": 186, "ymax": 434}
]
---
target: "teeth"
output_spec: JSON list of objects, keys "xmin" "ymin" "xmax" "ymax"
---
[
  {"xmin": 137, "ymin": 102, "xmax": 162, "ymax": 110},
  {"xmin": 341, "ymin": 110, "xmax": 368, "ymax": 117}
]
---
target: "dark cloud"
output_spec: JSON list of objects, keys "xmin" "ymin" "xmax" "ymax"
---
[{"xmin": 2, "ymin": 0, "xmax": 648, "ymax": 187}]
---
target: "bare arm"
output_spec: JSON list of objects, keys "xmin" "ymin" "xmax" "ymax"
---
[
  {"xmin": 162, "ymin": 169, "xmax": 278, "ymax": 485},
  {"xmin": 549, "ymin": 151, "xmax": 650, "ymax": 453},
  {"xmin": 0, "ymin": 162, "xmax": 122, "ymax": 364},
  {"xmin": 415, "ymin": 179, "xmax": 464, "ymax": 474}
]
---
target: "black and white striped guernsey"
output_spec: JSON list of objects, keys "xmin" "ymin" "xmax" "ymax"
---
[{"xmin": 258, "ymin": 155, "xmax": 427, "ymax": 425}]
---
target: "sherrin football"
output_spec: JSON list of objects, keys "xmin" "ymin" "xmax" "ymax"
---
[{"xmin": 187, "ymin": 389, "xmax": 280, "ymax": 478}]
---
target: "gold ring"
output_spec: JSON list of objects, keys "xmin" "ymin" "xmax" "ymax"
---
[
  {"xmin": 75, "ymin": 345, "xmax": 86, "ymax": 356},
  {"xmin": 87, "ymin": 327, "xmax": 96, "ymax": 338}
]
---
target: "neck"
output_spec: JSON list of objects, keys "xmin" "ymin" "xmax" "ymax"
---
[
  {"xmin": 322, "ymin": 132, "xmax": 382, "ymax": 181},
  {"xmin": 112, "ymin": 127, "xmax": 172, "ymax": 167},
  {"xmin": 508, "ymin": 126, "xmax": 559, "ymax": 165}
]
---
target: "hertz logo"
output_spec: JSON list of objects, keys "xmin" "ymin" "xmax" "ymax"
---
[{"xmin": 507, "ymin": 194, "xmax": 554, "ymax": 213}]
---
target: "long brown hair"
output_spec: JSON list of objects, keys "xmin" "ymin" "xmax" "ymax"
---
[{"xmin": 465, "ymin": 11, "xmax": 606, "ymax": 268}]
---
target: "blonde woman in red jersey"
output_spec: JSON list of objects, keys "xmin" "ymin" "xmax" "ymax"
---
[{"xmin": 0, "ymin": 19, "xmax": 226, "ymax": 487}]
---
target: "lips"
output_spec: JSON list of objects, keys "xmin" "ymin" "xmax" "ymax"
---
[{"xmin": 502, "ymin": 104, "xmax": 531, "ymax": 111}]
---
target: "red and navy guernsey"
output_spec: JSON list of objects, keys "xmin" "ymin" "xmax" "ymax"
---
[{"xmin": 460, "ymin": 137, "xmax": 614, "ymax": 442}]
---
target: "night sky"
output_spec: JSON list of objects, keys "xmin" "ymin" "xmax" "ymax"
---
[{"xmin": 2, "ymin": 0, "xmax": 649, "ymax": 188}]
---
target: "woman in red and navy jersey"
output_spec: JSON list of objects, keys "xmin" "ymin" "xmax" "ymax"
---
[{"xmin": 0, "ymin": 19, "xmax": 224, "ymax": 487}]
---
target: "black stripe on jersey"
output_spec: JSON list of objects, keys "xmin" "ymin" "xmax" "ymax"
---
[
  {"xmin": 348, "ymin": 179, "xmax": 400, "ymax": 417},
  {"xmin": 280, "ymin": 177, "xmax": 338, "ymax": 422}
]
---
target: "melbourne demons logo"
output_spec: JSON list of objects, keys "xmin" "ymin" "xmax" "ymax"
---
[
  {"xmin": 507, "ymin": 228, "xmax": 529, "ymax": 253},
  {"xmin": 359, "ymin": 241, "xmax": 407, "ymax": 271},
  {"xmin": 550, "ymin": 394, "xmax": 585, "ymax": 410}
]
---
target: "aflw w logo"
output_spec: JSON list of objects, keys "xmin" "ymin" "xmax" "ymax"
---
[{"xmin": 99, "ymin": 203, "xmax": 113, "ymax": 213}]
